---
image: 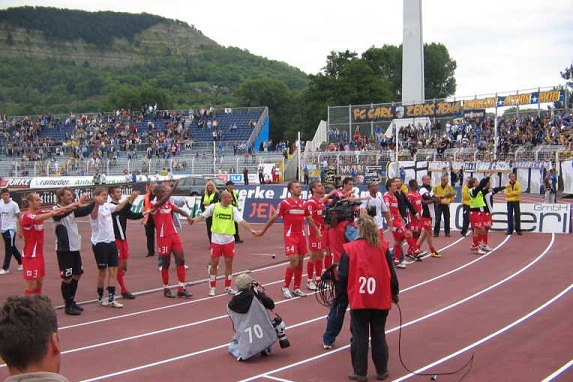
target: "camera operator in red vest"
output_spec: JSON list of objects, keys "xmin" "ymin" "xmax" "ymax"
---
[{"xmin": 336, "ymin": 215, "xmax": 399, "ymax": 381}]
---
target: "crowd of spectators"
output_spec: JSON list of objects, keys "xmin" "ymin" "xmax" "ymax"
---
[
  {"xmin": 326, "ymin": 110, "xmax": 572, "ymax": 158},
  {"xmin": 0, "ymin": 105, "xmax": 259, "ymax": 164}
]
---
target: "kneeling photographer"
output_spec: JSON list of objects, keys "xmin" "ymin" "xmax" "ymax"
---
[{"xmin": 227, "ymin": 273, "xmax": 289, "ymax": 361}]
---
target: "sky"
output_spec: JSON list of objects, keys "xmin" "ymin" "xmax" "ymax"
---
[{"xmin": 2, "ymin": 0, "xmax": 572, "ymax": 100}]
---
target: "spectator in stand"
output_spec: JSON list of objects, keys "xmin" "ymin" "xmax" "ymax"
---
[{"xmin": 504, "ymin": 173, "xmax": 522, "ymax": 235}]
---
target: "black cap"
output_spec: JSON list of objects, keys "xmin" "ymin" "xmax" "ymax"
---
[{"xmin": 226, "ymin": 181, "xmax": 235, "ymax": 186}]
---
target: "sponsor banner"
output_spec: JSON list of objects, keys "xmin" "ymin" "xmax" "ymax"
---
[
  {"xmin": 463, "ymin": 109, "xmax": 486, "ymax": 120},
  {"xmin": 351, "ymin": 101, "xmax": 462, "ymax": 122},
  {"xmin": 0, "ymin": 175, "xmax": 191, "ymax": 190},
  {"xmin": 426, "ymin": 161, "xmax": 510, "ymax": 173},
  {"xmin": 463, "ymin": 98, "xmax": 497, "ymax": 109},
  {"xmin": 248, "ymin": 173, "xmax": 260, "ymax": 185},
  {"xmin": 241, "ymin": 193, "xmax": 570, "ymax": 233},
  {"xmin": 513, "ymin": 161, "xmax": 552, "ymax": 169},
  {"xmin": 428, "ymin": 161, "xmax": 451, "ymax": 171},
  {"xmin": 449, "ymin": 203, "xmax": 570, "ymax": 234},
  {"xmin": 228, "ymin": 174, "xmax": 244, "ymax": 184},
  {"xmin": 239, "ymin": 185, "xmax": 369, "ymax": 224}
]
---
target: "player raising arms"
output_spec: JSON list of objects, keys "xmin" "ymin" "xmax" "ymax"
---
[
  {"xmin": 148, "ymin": 184, "xmax": 193, "ymax": 299},
  {"xmin": 258, "ymin": 181, "xmax": 321, "ymax": 299},
  {"xmin": 416, "ymin": 175, "xmax": 442, "ymax": 258},
  {"xmin": 20, "ymin": 193, "xmax": 79, "ymax": 295},
  {"xmin": 191, "ymin": 191, "xmax": 258, "ymax": 297},
  {"xmin": 304, "ymin": 181, "xmax": 328, "ymax": 291},
  {"xmin": 108, "ymin": 186, "xmax": 145, "ymax": 300}
]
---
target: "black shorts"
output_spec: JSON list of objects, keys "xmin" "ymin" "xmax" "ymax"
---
[
  {"xmin": 56, "ymin": 250, "xmax": 84, "ymax": 279},
  {"xmin": 92, "ymin": 242, "xmax": 119, "ymax": 269}
]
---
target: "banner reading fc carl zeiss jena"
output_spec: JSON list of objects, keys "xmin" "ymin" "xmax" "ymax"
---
[{"xmin": 351, "ymin": 89, "xmax": 564, "ymax": 122}]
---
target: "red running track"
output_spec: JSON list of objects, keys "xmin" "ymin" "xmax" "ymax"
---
[{"xmin": 0, "ymin": 219, "xmax": 571, "ymax": 382}]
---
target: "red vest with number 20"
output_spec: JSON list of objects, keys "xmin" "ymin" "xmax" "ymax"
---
[{"xmin": 344, "ymin": 239, "xmax": 392, "ymax": 310}]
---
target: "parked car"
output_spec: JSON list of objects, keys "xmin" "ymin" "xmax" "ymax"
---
[{"xmin": 174, "ymin": 175, "xmax": 227, "ymax": 196}]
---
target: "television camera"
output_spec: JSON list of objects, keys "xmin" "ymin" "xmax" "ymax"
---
[{"xmin": 324, "ymin": 198, "xmax": 362, "ymax": 226}]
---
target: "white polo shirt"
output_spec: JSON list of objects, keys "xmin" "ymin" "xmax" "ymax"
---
[
  {"xmin": 360, "ymin": 192, "xmax": 389, "ymax": 229},
  {"xmin": 89, "ymin": 202, "xmax": 118, "ymax": 244},
  {"xmin": 0, "ymin": 199, "xmax": 20, "ymax": 232}
]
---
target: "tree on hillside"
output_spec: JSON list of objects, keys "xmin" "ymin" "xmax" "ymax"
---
[{"xmin": 235, "ymin": 78, "xmax": 295, "ymax": 143}]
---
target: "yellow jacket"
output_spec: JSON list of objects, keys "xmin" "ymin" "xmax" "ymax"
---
[
  {"xmin": 504, "ymin": 181, "xmax": 522, "ymax": 202},
  {"xmin": 433, "ymin": 184, "xmax": 456, "ymax": 205},
  {"xmin": 461, "ymin": 185, "xmax": 470, "ymax": 206},
  {"xmin": 400, "ymin": 184, "xmax": 408, "ymax": 194}
]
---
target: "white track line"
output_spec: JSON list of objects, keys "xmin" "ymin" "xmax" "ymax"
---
[
  {"xmin": 57, "ymin": 234, "xmax": 477, "ymax": 331},
  {"xmin": 236, "ymin": 234, "xmax": 555, "ymax": 382},
  {"xmin": 540, "ymin": 359, "xmax": 573, "ymax": 382},
  {"xmin": 263, "ymin": 376, "xmax": 298, "ymax": 382},
  {"xmin": 74, "ymin": 235, "xmax": 544, "ymax": 382},
  {"xmin": 58, "ymin": 261, "xmax": 290, "ymax": 330},
  {"xmin": 392, "ymin": 283, "xmax": 572, "ymax": 381},
  {"xmin": 0, "ymin": 231, "xmax": 505, "ymax": 373}
]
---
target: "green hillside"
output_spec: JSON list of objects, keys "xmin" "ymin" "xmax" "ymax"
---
[{"xmin": 0, "ymin": 6, "xmax": 309, "ymax": 115}]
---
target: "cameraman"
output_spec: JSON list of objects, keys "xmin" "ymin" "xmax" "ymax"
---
[
  {"xmin": 227, "ymin": 273, "xmax": 277, "ymax": 361},
  {"xmin": 322, "ymin": 200, "xmax": 359, "ymax": 349}
]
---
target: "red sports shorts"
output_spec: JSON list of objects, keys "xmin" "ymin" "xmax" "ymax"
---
[
  {"xmin": 391, "ymin": 224, "xmax": 409, "ymax": 242},
  {"xmin": 483, "ymin": 213, "xmax": 492, "ymax": 229},
  {"xmin": 308, "ymin": 230, "xmax": 327, "ymax": 251},
  {"xmin": 157, "ymin": 234, "xmax": 184, "ymax": 256},
  {"xmin": 284, "ymin": 235, "xmax": 308, "ymax": 256},
  {"xmin": 409, "ymin": 220, "xmax": 421, "ymax": 233},
  {"xmin": 115, "ymin": 239, "xmax": 129, "ymax": 262},
  {"xmin": 470, "ymin": 211, "xmax": 487, "ymax": 230},
  {"xmin": 210, "ymin": 242, "xmax": 235, "ymax": 258},
  {"xmin": 23, "ymin": 256, "xmax": 45, "ymax": 281},
  {"xmin": 420, "ymin": 217, "xmax": 432, "ymax": 231}
]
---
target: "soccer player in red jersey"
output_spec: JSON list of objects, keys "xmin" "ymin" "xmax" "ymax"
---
[
  {"xmin": 416, "ymin": 175, "xmax": 442, "ymax": 258},
  {"xmin": 20, "ymin": 193, "xmax": 78, "ymax": 295},
  {"xmin": 304, "ymin": 181, "xmax": 328, "ymax": 291},
  {"xmin": 148, "ymin": 184, "xmax": 193, "ymax": 298},
  {"xmin": 383, "ymin": 178, "xmax": 420, "ymax": 269},
  {"xmin": 259, "ymin": 181, "xmax": 321, "ymax": 299},
  {"xmin": 406, "ymin": 179, "xmax": 426, "ymax": 261}
]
